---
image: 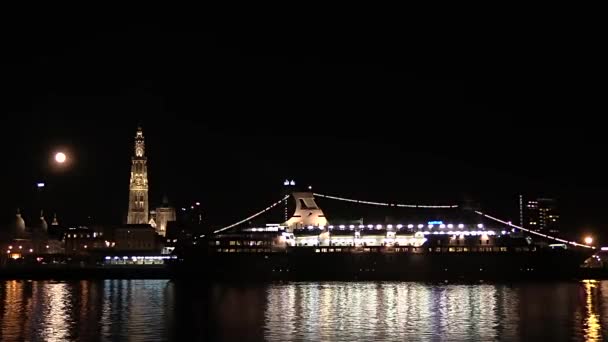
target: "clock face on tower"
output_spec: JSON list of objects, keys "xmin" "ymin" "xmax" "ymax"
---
[{"xmin": 136, "ymin": 146, "xmax": 143, "ymax": 157}]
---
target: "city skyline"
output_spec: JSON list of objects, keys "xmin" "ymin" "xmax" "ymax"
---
[
  {"xmin": 0, "ymin": 117, "xmax": 603, "ymax": 242},
  {"xmin": 0, "ymin": 23, "xmax": 605, "ymax": 244}
]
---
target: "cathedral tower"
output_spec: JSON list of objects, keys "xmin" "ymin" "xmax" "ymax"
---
[{"xmin": 127, "ymin": 126, "xmax": 149, "ymax": 224}]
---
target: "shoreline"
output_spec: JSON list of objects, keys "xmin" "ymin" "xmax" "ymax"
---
[{"xmin": 3, "ymin": 265, "xmax": 608, "ymax": 281}]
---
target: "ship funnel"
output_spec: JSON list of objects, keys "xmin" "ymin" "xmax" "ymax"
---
[{"xmin": 284, "ymin": 192, "xmax": 328, "ymax": 229}]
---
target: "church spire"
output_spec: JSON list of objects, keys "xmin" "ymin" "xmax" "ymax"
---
[
  {"xmin": 134, "ymin": 125, "xmax": 145, "ymax": 157},
  {"xmin": 127, "ymin": 125, "xmax": 149, "ymax": 224}
]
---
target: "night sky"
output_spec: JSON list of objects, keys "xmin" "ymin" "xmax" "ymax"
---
[{"xmin": 0, "ymin": 21, "xmax": 604, "ymax": 242}]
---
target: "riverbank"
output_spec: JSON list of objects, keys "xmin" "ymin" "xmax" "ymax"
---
[
  {"xmin": 4, "ymin": 264, "xmax": 608, "ymax": 281},
  {"xmin": 0, "ymin": 265, "xmax": 171, "ymax": 279}
]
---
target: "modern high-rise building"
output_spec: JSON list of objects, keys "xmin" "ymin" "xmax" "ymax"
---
[
  {"xmin": 519, "ymin": 195, "xmax": 559, "ymax": 233},
  {"xmin": 127, "ymin": 126, "xmax": 149, "ymax": 224}
]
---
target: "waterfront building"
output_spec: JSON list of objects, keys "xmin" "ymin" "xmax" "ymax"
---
[
  {"xmin": 114, "ymin": 224, "xmax": 160, "ymax": 252},
  {"xmin": 0, "ymin": 209, "xmax": 64, "ymax": 260},
  {"xmin": 520, "ymin": 195, "xmax": 560, "ymax": 233}
]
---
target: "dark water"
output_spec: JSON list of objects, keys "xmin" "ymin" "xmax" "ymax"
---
[{"xmin": 1, "ymin": 280, "xmax": 607, "ymax": 341}]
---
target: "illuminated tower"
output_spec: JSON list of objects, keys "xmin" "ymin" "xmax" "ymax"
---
[{"xmin": 127, "ymin": 126, "xmax": 149, "ymax": 224}]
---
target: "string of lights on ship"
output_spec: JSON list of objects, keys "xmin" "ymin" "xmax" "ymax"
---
[{"xmin": 209, "ymin": 191, "xmax": 595, "ymax": 250}]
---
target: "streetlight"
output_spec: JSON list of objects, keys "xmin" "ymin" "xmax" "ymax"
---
[{"xmin": 584, "ymin": 236, "xmax": 593, "ymax": 245}]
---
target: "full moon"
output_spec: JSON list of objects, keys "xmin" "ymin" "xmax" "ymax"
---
[{"xmin": 55, "ymin": 152, "xmax": 67, "ymax": 163}]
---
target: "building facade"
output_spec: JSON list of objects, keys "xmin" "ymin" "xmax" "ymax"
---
[
  {"xmin": 114, "ymin": 224, "xmax": 158, "ymax": 252},
  {"xmin": 127, "ymin": 126, "xmax": 149, "ymax": 224},
  {"xmin": 1, "ymin": 209, "xmax": 64, "ymax": 260},
  {"xmin": 151, "ymin": 207, "xmax": 176, "ymax": 237},
  {"xmin": 63, "ymin": 226, "xmax": 109, "ymax": 255},
  {"xmin": 149, "ymin": 196, "xmax": 177, "ymax": 237}
]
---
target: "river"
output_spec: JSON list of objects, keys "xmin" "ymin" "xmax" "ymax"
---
[{"xmin": 0, "ymin": 280, "xmax": 606, "ymax": 341}]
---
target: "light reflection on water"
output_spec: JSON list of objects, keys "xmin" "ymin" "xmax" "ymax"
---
[
  {"xmin": 0, "ymin": 280, "xmax": 173, "ymax": 341},
  {"xmin": 264, "ymin": 283, "xmax": 504, "ymax": 341},
  {"xmin": 582, "ymin": 280, "xmax": 602, "ymax": 341},
  {"xmin": 0, "ymin": 280, "xmax": 608, "ymax": 341},
  {"xmin": 261, "ymin": 282, "xmax": 608, "ymax": 341}
]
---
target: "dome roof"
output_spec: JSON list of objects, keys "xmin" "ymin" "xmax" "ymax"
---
[
  {"xmin": 15, "ymin": 208, "xmax": 26, "ymax": 236},
  {"xmin": 40, "ymin": 211, "xmax": 48, "ymax": 232},
  {"xmin": 51, "ymin": 213, "xmax": 59, "ymax": 226}
]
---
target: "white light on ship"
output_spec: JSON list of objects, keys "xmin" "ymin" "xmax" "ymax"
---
[
  {"xmin": 397, "ymin": 224, "xmax": 403, "ymax": 229},
  {"xmin": 359, "ymin": 225, "xmax": 365, "ymax": 229},
  {"xmin": 447, "ymin": 224, "xmax": 453, "ymax": 228},
  {"xmin": 418, "ymin": 224, "xmax": 424, "ymax": 229},
  {"xmin": 339, "ymin": 225, "xmax": 345, "ymax": 229},
  {"xmin": 428, "ymin": 225, "xmax": 434, "ymax": 229},
  {"xmin": 376, "ymin": 225, "xmax": 383, "ymax": 229},
  {"xmin": 458, "ymin": 224, "xmax": 464, "ymax": 228},
  {"xmin": 477, "ymin": 224, "xmax": 484, "ymax": 228},
  {"xmin": 349, "ymin": 225, "xmax": 355, "ymax": 229},
  {"xmin": 387, "ymin": 225, "xmax": 393, "ymax": 229},
  {"xmin": 408, "ymin": 224, "xmax": 414, "ymax": 229},
  {"xmin": 368, "ymin": 225, "xmax": 374, "ymax": 229},
  {"xmin": 439, "ymin": 224, "xmax": 446, "ymax": 228},
  {"xmin": 328, "ymin": 225, "xmax": 334, "ymax": 229}
]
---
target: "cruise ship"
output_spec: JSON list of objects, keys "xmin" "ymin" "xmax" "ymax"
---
[{"xmin": 174, "ymin": 192, "xmax": 594, "ymax": 281}]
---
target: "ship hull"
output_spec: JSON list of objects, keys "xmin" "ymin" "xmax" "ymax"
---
[{"xmin": 173, "ymin": 248, "xmax": 593, "ymax": 281}]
